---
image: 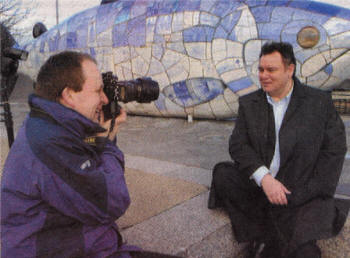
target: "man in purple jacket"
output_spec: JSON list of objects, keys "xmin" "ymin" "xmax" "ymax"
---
[{"xmin": 1, "ymin": 51, "xmax": 178, "ymax": 258}]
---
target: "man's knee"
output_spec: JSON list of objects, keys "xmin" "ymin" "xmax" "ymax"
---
[{"xmin": 212, "ymin": 161, "xmax": 237, "ymax": 191}]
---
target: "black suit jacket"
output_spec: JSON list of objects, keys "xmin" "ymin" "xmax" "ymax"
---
[{"xmin": 227, "ymin": 78, "xmax": 349, "ymax": 248}]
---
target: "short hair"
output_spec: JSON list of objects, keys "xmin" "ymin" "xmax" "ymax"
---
[
  {"xmin": 35, "ymin": 51, "xmax": 96, "ymax": 101},
  {"xmin": 259, "ymin": 41, "xmax": 296, "ymax": 77}
]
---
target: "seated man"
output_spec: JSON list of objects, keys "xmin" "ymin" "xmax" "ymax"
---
[
  {"xmin": 1, "ymin": 51, "xmax": 179, "ymax": 258},
  {"xmin": 208, "ymin": 42, "xmax": 350, "ymax": 258}
]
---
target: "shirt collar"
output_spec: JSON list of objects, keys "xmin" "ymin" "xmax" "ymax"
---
[{"xmin": 266, "ymin": 82, "xmax": 294, "ymax": 105}]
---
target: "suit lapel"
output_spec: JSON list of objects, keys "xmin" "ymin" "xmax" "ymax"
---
[{"xmin": 279, "ymin": 79, "xmax": 306, "ymax": 170}]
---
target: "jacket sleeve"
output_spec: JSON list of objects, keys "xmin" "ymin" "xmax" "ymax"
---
[
  {"xmin": 229, "ymin": 98, "xmax": 266, "ymax": 177},
  {"xmin": 35, "ymin": 137, "xmax": 130, "ymax": 226},
  {"xmin": 291, "ymin": 94, "xmax": 347, "ymax": 206}
]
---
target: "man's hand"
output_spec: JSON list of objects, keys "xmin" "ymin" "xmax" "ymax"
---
[
  {"xmin": 261, "ymin": 174, "xmax": 291, "ymax": 205},
  {"xmin": 97, "ymin": 109, "xmax": 127, "ymax": 140}
]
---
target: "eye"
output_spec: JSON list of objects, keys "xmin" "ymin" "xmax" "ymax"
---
[{"xmin": 297, "ymin": 26, "xmax": 320, "ymax": 49}]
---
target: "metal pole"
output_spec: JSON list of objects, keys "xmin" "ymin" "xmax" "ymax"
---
[{"xmin": 56, "ymin": 0, "xmax": 59, "ymax": 25}]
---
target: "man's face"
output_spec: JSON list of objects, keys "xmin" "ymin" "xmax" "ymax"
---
[
  {"xmin": 258, "ymin": 51, "xmax": 294, "ymax": 98},
  {"xmin": 69, "ymin": 60, "xmax": 108, "ymax": 123}
]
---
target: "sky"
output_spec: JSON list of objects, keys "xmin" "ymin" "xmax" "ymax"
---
[{"xmin": 13, "ymin": 0, "xmax": 350, "ymax": 44}]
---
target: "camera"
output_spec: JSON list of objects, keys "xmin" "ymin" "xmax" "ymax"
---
[{"xmin": 102, "ymin": 72, "xmax": 160, "ymax": 120}]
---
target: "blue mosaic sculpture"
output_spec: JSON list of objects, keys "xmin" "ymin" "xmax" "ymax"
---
[{"xmin": 20, "ymin": 0, "xmax": 350, "ymax": 119}]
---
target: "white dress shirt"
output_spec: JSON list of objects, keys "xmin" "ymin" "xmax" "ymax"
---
[{"xmin": 251, "ymin": 87, "xmax": 293, "ymax": 186}]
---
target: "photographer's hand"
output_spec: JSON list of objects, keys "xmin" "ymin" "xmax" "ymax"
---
[
  {"xmin": 108, "ymin": 108, "xmax": 127, "ymax": 140},
  {"xmin": 97, "ymin": 108, "xmax": 127, "ymax": 141}
]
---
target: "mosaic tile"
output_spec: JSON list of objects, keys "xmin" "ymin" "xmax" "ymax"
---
[
  {"xmin": 164, "ymin": 98, "xmax": 186, "ymax": 117},
  {"xmin": 271, "ymin": 7, "xmax": 294, "ymax": 23},
  {"xmin": 166, "ymin": 42, "xmax": 186, "ymax": 54},
  {"xmin": 330, "ymin": 32, "xmax": 350, "ymax": 49},
  {"xmin": 212, "ymin": 39, "xmax": 227, "ymax": 63},
  {"xmin": 209, "ymin": 94, "xmax": 235, "ymax": 119},
  {"xmin": 156, "ymin": 15, "xmax": 173, "ymax": 35},
  {"xmin": 152, "ymin": 72, "xmax": 170, "ymax": 89},
  {"xmin": 202, "ymin": 60, "xmax": 219, "ymax": 78},
  {"xmin": 96, "ymin": 29, "xmax": 112, "ymax": 48},
  {"xmin": 185, "ymin": 42, "xmax": 206, "ymax": 59},
  {"xmin": 167, "ymin": 60, "xmax": 189, "ymax": 84},
  {"xmin": 221, "ymin": 68, "xmax": 247, "ymax": 84},
  {"xmin": 146, "ymin": 16, "xmax": 157, "ymax": 43},
  {"xmin": 152, "ymin": 43, "xmax": 164, "ymax": 60},
  {"xmin": 193, "ymin": 102, "xmax": 215, "ymax": 119},
  {"xmin": 188, "ymin": 58, "xmax": 203, "ymax": 78},
  {"xmin": 306, "ymin": 71, "xmax": 329, "ymax": 87},
  {"xmin": 113, "ymin": 47, "xmax": 131, "ymax": 64},
  {"xmin": 221, "ymin": 12, "xmax": 241, "ymax": 33},
  {"xmin": 172, "ymin": 12, "xmax": 184, "ymax": 32},
  {"xmin": 251, "ymin": 6, "xmax": 274, "ymax": 23},
  {"xmin": 149, "ymin": 58, "xmax": 166, "ymax": 76},
  {"xmin": 293, "ymin": 9, "xmax": 330, "ymax": 25},
  {"xmin": 161, "ymin": 50, "xmax": 182, "ymax": 69},
  {"xmin": 214, "ymin": 25, "xmax": 229, "ymax": 39},
  {"xmin": 302, "ymin": 54, "xmax": 327, "ymax": 77},
  {"xmin": 199, "ymin": 0, "xmax": 216, "ymax": 12},
  {"xmin": 227, "ymin": 77, "xmax": 254, "ymax": 92},
  {"xmin": 184, "ymin": 11, "xmax": 195, "ymax": 29},
  {"xmin": 200, "ymin": 12, "xmax": 220, "ymax": 27}
]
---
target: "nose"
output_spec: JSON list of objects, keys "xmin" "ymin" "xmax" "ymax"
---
[{"xmin": 101, "ymin": 91, "xmax": 108, "ymax": 105}]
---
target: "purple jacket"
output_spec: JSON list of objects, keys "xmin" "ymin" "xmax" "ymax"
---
[{"xmin": 1, "ymin": 95, "xmax": 137, "ymax": 257}]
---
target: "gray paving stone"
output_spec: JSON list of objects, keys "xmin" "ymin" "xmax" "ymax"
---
[
  {"xmin": 162, "ymin": 166, "xmax": 212, "ymax": 187},
  {"xmin": 122, "ymin": 192, "xmax": 230, "ymax": 255}
]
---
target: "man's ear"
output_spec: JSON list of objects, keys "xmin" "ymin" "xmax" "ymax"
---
[
  {"xmin": 288, "ymin": 63, "xmax": 295, "ymax": 78},
  {"xmin": 59, "ymin": 87, "xmax": 75, "ymax": 108}
]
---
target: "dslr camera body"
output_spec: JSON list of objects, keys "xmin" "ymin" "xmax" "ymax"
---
[{"xmin": 102, "ymin": 72, "xmax": 160, "ymax": 120}]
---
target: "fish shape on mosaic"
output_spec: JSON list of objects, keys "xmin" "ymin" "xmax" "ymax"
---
[{"xmin": 20, "ymin": 0, "xmax": 350, "ymax": 119}]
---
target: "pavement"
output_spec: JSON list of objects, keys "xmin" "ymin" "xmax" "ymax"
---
[{"xmin": 1, "ymin": 74, "xmax": 350, "ymax": 257}]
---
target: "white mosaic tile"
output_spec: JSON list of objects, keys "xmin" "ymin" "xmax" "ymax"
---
[
  {"xmin": 330, "ymin": 31, "xmax": 350, "ymax": 49},
  {"xmin": 209, "ymin": 94, "xmax": 234, "ymax": 119},
  {"xmin": 135, "ymin": 46, "xmax": 152, "ymax": 63},
  {"xmin": 223, "ymin": 88, "xmax": 239, "ymax": 112},
  {"xmin": 193, "ymin": 102, "xmax": 216, "ymax": 119},
  {"xmin": 172, "ymin": 12, "xmax": 184, "ymax": 32},
  {"xmin": 221, "ymin": 68, "xmax": 247, "ymax": 84},
  {"xmin": 96, "ymin": 28, "xmax": 112, "ymax": 47},
  {"xmin": 113, "ymin": 47, "xmax": 131, "ymax": 64},
  {"xmin": 166, "ymin": 42, "xmax": 186, "ymax": 54},
  {"xmin": 189, "ymin": 58, "xmax": 204, "ymax": 78},
  {"xmin": 167, "ymin": 59, "xmax": 189, "ymax": 84},
  {"xmin": 234, "ymin": 7, "xmax": 258, "ymax": 42},
  {"xmin": 184, "ymin": 11, "xmax": 194, "ymax": 29},
  {"xmin": 202, "ymin": 60, "xmax": 219, "ymax": 78},
  {"xmin": 131, "ymin": 55, "xmax": 149, "ymax": 76},
  {"xmin": 244, "ymin": 40, "xmax": 262, "ymax": 66},
  {"xmin": 152, "ymin": 43, "xmax": 164, "ymax": 60},
  {"xmin": 206, "ymin": 42, "xmax": 212, "ymax": 59},
  {"xmin": 161, "ymin": 50, "xmax": 182, "ymax": 69},
  {"xmin": 185, "ymin": 42, "xmax": 207, "ymax": 60},
  {"xmin": 156, "ymin": 15, "xmax": 172, "ymax": 35},
  {"xmin": 148, "ymin": 58, "xmax": 165, "ymax": 76},
  {"xmin": 212, "ymin": 39, "xmax": 227, "ymax": 64},
  {"xmin": 170, "ymin": 32, "xmax": 183, "ymax": 42},
  {"xmin": 193, "ymin": 11, "xmax": 200, "ymax": 26},
  {"xmin": 200, "ymin": 12, "xmax": 220, "ymax": 27},
  {"xmin": 324, "ymin": 17, "xmax": 350, "ymax": 36},
  {"xmin": 307, "ymin": 71, "xmax": 329, "ymax": 87},
  {"xmin": 151, "ymin": 72, "xmax": 170, "ymax": 90},
  {"xmin": 301, "ymin": 53, "xmax": 326, "ymax": 77},
  {"xmin": 227, "ymin": 41, "xmax": 243, "ymax": 58},
  {"xmin": 146, "ymin": 16, "xmax": 157, "ymax": 43},
  {"xmin": 164, "ymin": 98, "xmax": 187, "ymax": 117}
]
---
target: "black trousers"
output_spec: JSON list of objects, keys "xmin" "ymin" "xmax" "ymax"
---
[{"xmin": 209, "ymin": 161, "xmax": 321, "ymax": 258}]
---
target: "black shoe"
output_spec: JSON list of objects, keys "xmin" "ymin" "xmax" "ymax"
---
[{"xmin": 243, "ymin": 241, "xmax": 264, "ymax": 258}]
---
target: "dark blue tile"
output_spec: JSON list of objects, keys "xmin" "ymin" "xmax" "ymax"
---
[
  {"xmin": 212, "ymin": 1, "xmax": 241, "ymax": 17},
  {"xmin": 227, "ymin": 77, "xmax": 253, "ymax": 92},
  {"xmin": 214, "ymin": 25, "xmax": 228, "ymax": 39},
  {"xmin": 244, "ymin": 0, "xmax": 268, "ymax": 7},
  {"xmin": 179, "ymin": 0, "xmax": 201, "ymax": 12},
  {"xmin": 173, "ymin": 80, "xmax": 194, "ymax": 106},
  {"xmin": 324, "ymin": 64, "xmax": 333, "ymax": 76},
  {"xmin": 112, "ymin": 23, "xmax": 128, "ymax": 47},
  {"xmin": 266, "ymin": 0, "xmax": 290, "ymax": 7},
  {"xmin": 221, "ymin": 11, "xmax": 241, "ymax": 33},
  {"xmin": 184, "ymin": 26, "xmax": 215, "ymax": 42},
  {"xmin": 90, "ymin": 47, "xmax": 96, "ymax": 58},
  {"xmin": 66, "ymin": 32, "xmax": 77, "ymax": 49},
  {"xmin": 127, "ymin": 16, "xmax": 146, "ymax": 47},
  {"xmin": 251, "ymin": 6, "xmax": 273, "ymax": 23}
]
